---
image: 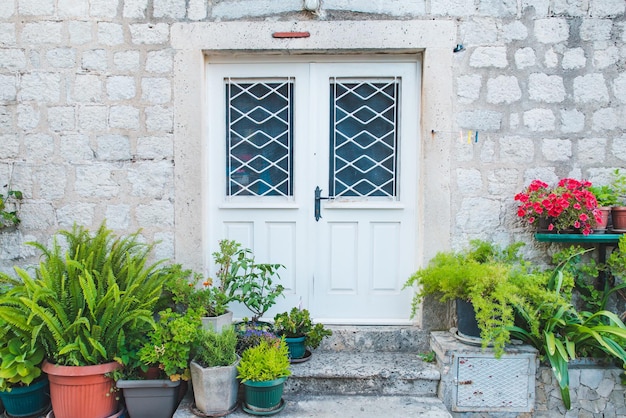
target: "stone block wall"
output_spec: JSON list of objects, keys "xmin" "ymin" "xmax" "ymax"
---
[{"xmin": 0, "ymin": 0, "xmax": 625, "ymax": 272}]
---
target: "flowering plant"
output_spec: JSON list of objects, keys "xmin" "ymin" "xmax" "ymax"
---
[{"xmin": 514, "ymin": 178, "xmax": 602, "ymax": 235}]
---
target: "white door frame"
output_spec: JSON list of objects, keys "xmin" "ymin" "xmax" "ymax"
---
[{"xmin": 172, "ymin": 20, "xmax": 455, "ymax": 328}]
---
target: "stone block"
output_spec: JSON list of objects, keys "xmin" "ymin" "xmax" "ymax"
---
[
  {"xmin": 0, "ymin": 49, "xmax": 26, "ymax": 71},
  {"xmin": 20, "ymin": 72, "xmax": 61, "ymax": 103},
  {"xmin": 17, "ymin": 104, "xmax": 40, "ymax": 130},
  {"xmin": 136, "ymin": 200, "xmax": 174, "ymax": 227},
  {"xmin": 75, "ymin": 165, "xmax": 119, "ymax": 198},
  {"xmin": 594, "ymin": 46, "xmax": 619, "ymax": 69},
  {"xmin": 98, "ymin": 22, "xmax": 124, "ymax": 46},
  {"xmin": 123, "ymin": 0, "xmax": 148, "ymax": 18},
  {"xmin": 456, "ymin": 196, "xmax": 502, "ymax": 232},
  {"xmin": 502, "ymin": 21, "xmax": 529, "ymax": 42},
  {"xmin": 522, "ymin": 0, "xmax": 549, "ymax": 16},
  {"xmin": 323, "ymin": 0, "xmax": 425, "ymax": 16},
  {"xmin": 60, "ymin": 133, "xmax": 94, "ymax": 161},
  {"xmin": 145, "ymin": 105, "xmax": 173, "ymax": 132},
  {"xmin": 78, "ymin": 105, "xmax": 107, "ymax": 131},
  {"xmin": 500, "ymin": 136, "xmax": 535, "ymax": 162},
  {"xmin": 96, "ymin": 134, "xmax": 131, "ymax": 161},
  {"xmin": 212, "ymin": 0, "xmax": 301, "ymax": 19},
  {"xmin": 154, "ymin": 0, "xmax": 186, "ymax": 18},
  {"xmin": 90, "ymin": 0, "xmax": 119, "ymax": 17},
  {"xmin": 0, "ymin": 74, "xmax": 17, "ymax": 102},
  {"xmin": 460, "ymin": 19, "xmax": 498, "ymax": 45},
  {"xmin": 18, "ymin": 0, "xmax": 54, "ymax": 15},
  {"xmin": 614, "ymin": 73, "xmax": 626, "ymax": 104},
  {"xmin": 130, "ymin": 23, "xmax": 170, "ymax": 45},
  {"xmin": 0, "ymin": 23, "xmax": 17, "ymax": 45},
  {"xmin": 544, "ymin": 48, "xmax": 558, "ymax": 68},
  {"xmin": 48, "ymin": 106, "xmax": 75, "ymax": 131},
  {"xmin": 552, "ymin": 0, "xmax": 587, "ymax": 16},
  {"xmin": 19, "ymin": 203, "xmax": 56, "ymax": 230},
  {"xmin": 430, "ymin": 0, "xmax": 474, "ymax": 16},
  {"xmin": 58, "ymin": 0, "xmax": 88, "ymax": 17},
  {"xmin": 573, "ymin": 74, "xmax": 609, "ymax": 103},
  {"xmin": 106, "ymin": 76, "xmax": 136, "ymax": 101},
  {"xmin": 68, "ymin": 21, "xmax": 92, "ymax": 45},
  {"xmin": 82, "ymin": 49, "xmax": 108, "ymax": 72},
  {"xmin": 153, "ymin": 232, "xmax": 175, "ymax": 261},
  {"xmin": 0, "ymin": 106, "xmax": 12, "ymax": 134},
  {"xmin": 188, "ymin": 0, "xmax": 207, "ymax": 20},
  {"xmin": 528, "ymin": 73, "xmax": 565, "ymax": 103},
  {"xmin": 580, "ymin": 19, "xmax": 613, "ymax": 41},
  {"xmin": 105, "ymin": 204, "xmax": 130, "ymax": 230},
  {"xmin": 137, "ymin": 135, "xmax": 174, "ymax": 159},
  {"xmin": 592, "ymin": 108, "xmax": 618, "ymax": 131},
  {"xmin": 114, "ymin": 50, "xmax": 141, "ymax": 72},
  {"xmin": 515, "ymin": 47, "xmax": 536, "ymax": 69},
  {"xmin": 146, "ymin": 50, "xmax": 174, "ymax": 73},
  {"xmin": 457, "ymin": 74, "xmax": 482, "ymax": 104},
  {"xmin": 57, "ymin": 203, "xmax": 95, "ymax": 227},
  {"xmin": 457, "ymin": 110, "xmax": 502, "ymax": 130},
  {"xmin": 109, "ymin": 105, "xmax": 140, "ymax": 129},
  {"xmin": 46, "ymin": 48, "xmax": 76, "ymax": 68},
  {"xmin": 0, "ymin": 134, "xmax": 19, "ymax": 159},
  {"xmin": 562, "ymin": 47, "xmax": 586, "ymax": 69},
  {"xmin": 456, "ymin": 168, "xmax": 482, "ymax": 194},
  {"xmin": 487, "ymin": 75, "xmax": 521, "ymax": 104},
  {"xmin": 523, "ymin": 108, "xmax": 555, "ymax": 132},
  {"xmin": 24, "ymin": 133, "xmax": 54, "ymax": 161},
  {"xmin": 560, "ymin": 109, "xmax": 585, "ymax": 133},
  {"xmin": 477, "ymin": 0, "xmax": 516, "ymax": 17},
  {"xmin": 590, "ymin": 0, "xmax": 625, "ymax": 17},
  {"xmin": 577, "ymin": 137, "xmax": 607, "ymax": 164},
  {"xmin": 541, "ymin": 138, "xmax": 572, "ymax": 161},
  {"xmin": 22, "ymin": 22, "xmax": 62, "ymax": 44},
  {"xmin": 128, "ymin": 161, "xmax": 174, "ymax": 198},
  {"xmin": 72, "ymin": 74, "xmax": 102, "ymax": 102},
  {"xmin": 141, "ymin": 77, "xmax": 171, "ymax": 104},
  {"xmin": 534, "ymin": 18, "xmax": 569, "ymax": 43},
  {"xmin": 0, "ymin": 1, "xmax": 15, "ymax": 18},
  {"xmin": 487, "ymin": 168, "xmax": 519, "ymax": 195},
  {"xmin": 469, "ymin": 47, "xmax": 508, "ymax": 68}
]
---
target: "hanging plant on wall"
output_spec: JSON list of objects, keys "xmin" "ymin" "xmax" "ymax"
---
[{"xmin": 0, "ymin": 187, "xmax": 22, "ymax": 230}]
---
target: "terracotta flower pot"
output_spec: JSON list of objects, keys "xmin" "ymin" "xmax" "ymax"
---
[{"xmin": 42, "ymin": 360, "xmax": 121, "ymax": 418}]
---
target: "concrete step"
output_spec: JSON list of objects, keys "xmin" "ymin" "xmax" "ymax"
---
[
  {"xmin": 174, "ymin": 393, "xmax": 453, "ymax": 418},
  {"xmin": 284, "ymin": 352, "xmax": 440, "ymax": 397},
  {"xmin": 317, "ymin": 325, "xmax": 432, "ymax": 353}
]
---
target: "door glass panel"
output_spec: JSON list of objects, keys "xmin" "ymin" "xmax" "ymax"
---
[
  {"xmin": 329, "ymin": 78, "xmax": 399, "ymax": 198},
  {"xmin": 225, "ymin": 79, "xmax": 294, "ymax": 197}
]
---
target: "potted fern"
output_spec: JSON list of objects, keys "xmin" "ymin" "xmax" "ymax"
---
[
  {"xmin": 273, "ymin": 307, "xmax": 332, "ymax": 361},
  {"xmin": 0, "ymin": 223, "xmax": 173, "ymax": 418},
  {"xmin": 237, "ymin": 335, "xmax": 291, "ymax": 415},
  {"xmin": 189, "ymin": 326, "xmax": 239, "ymax": 416}
]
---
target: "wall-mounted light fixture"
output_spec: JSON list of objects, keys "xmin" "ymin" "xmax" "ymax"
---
[{"xmin": 304, "ymin": 0, "xmax": 320, "ymax": 12}]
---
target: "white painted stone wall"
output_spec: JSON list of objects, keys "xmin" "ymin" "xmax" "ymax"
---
[{"xmin": 0, "ymin": 0, "xmax": 625, "ymax": 274}]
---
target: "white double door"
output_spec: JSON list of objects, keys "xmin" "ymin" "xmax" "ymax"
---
[{"xmin": 206, "ymin": 58, "xmax": 420, "ymax": 324}]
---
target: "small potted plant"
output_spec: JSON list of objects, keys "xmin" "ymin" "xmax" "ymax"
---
[
  {"xmin": 189, "ymin": 327, "xmax": 239, "ymax": 416},
  {"xmin": 116, "ymin": 308, "xmax": 201, "ymax": 418},
  {"xmin": 237, "ymin": 335, "xmax": 291, "ymax": 415},
  {"xmin": 0, "ymin": 328, "xmax": 50, "ymax": 417},
  {"xmin": 273, "ymin": 307, "xmax": 332, "ymax": 361},
  {"xmin": 589, "ymin": 184, "xmax": 617, "ymax": 231},
  {"xmin": 0, "ymin": 187, "xmax": 22, "ymax": 231}
]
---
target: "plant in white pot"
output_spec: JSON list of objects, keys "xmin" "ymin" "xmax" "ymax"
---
[{"xmin": 189, "ymin": 326, "xmax": 239, "ymax": 415}]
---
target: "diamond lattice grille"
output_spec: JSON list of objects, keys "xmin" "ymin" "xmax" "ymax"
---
[
  {"xmin": 330, "ymin": 79, "xmax": 399, "ymax": 197},
  {"xmin": 226, "ymin": 80, "xmax": 293, "ymax": 196}
]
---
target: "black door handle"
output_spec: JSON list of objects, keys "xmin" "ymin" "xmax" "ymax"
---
[{"xmin": 314, "ymin": 186, "xmax": 329, "ymax": 221}]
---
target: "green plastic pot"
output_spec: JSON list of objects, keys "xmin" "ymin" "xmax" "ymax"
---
[
  {"xmin": 0, "ymin": 376, "xmax": 50, "ymax": 417},
  {"xmin": 284, "ymin": 336, "xmax": 306, "ymax": 359},
  {"xmin": 242, "ymin": 377, "xmax": 286, "ymax": 412}
]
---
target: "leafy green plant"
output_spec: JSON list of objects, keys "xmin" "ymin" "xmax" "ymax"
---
[
  {"xmin": 589, "ymin": 185, "xmax": 619, "ymax": 207},
  {"xmin": 404, "ymin": 240, "xmax": 527, "ymax": 356},
  {"xmin": 214, "ymin": 240, "xmax": 285, "ymax": 321},
  {"xmin": 273, "ymin": 307, "xmax": 332, "ymax": 350},
  {"xmin": 0, "ymin": 188, "xmax": 22, "ymax": 229},
  {"xmin": 509, "ymin": 248, "xmax": 626, "ymax": 410},
  {"xmin": 0, "ymin": 326, "xmax": 44, "ymax": 392},
  {"xmin": 137, "ymin": 308, "xmax": 201, "ymax": 381},
  {"xmin": 0, "ymin": 223, "xmax": 172, "ymax": 366},
  {"xmin": 236, "ymin": 337, "xmax": 291, "ymax": 382},
  {"xmin": 192, "ymin": 326, "xmax": 238, "ymax": 368}
]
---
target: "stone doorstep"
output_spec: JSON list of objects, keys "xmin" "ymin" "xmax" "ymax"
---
[{"xmin": 316, "ymin": 325, "xmax": 432, "ymax": 354}]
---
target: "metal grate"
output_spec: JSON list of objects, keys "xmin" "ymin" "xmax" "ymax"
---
[
  {"xmin": 329, "ymin": 78, "xmax": 399, "ymax": 198},
  {"xmin": 225, "ymin": 79, "xmax": 293, "ymax": 197},
  {"xmin": 456, "ymin": 356, "xmax": 532, "ymax": 410}
]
